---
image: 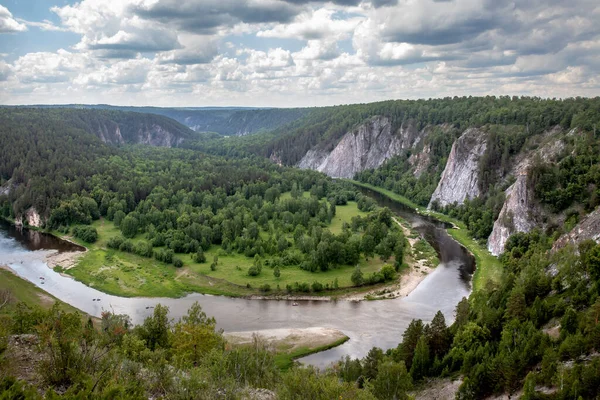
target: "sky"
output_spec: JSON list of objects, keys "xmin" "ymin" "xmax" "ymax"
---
[{"xmin": 0, "ymin": 0, "xmax": 599, "ymax": 107}]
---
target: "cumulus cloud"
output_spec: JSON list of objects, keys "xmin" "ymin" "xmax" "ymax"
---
[
  {"xmin": 0, "ymin": 5, "xmax": 27, "ymax": 33},
  {"xmin": 1, "ymin": 0, "xmax": 599, "ymax": 105},
  {"xmin": 0, "ymin": 61, "xmax": 12, "ymax": 81},
  {"xmin": 132, "ymin": 0, "xmax": 302, "ymax": 34},
  {"xmin": 258, "ymin": 8, "xmax": 360, "ymax": 40},
  {"xmin": 14, "ymin": 50, "xmax": 91, "ymax": 83},
  {"xmin": 156, "ymin": 41, "xmax": 218, "ymax": 65}
]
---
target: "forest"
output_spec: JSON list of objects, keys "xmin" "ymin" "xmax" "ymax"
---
[
  {"xmin": 2, "ymin": 98, "xmax": 600, "ymax": 399},
  {"xmin": 1, "ymin": 234, "xmax": 599, "ymax": 399},
  {"xmin": 0, "ymin": 109, "xmax": 407, "ymax": 297}
]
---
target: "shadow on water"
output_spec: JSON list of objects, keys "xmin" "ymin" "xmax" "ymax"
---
[{"xmin": 0, "ymin": 219, "xmax": 84, "ymax": 253}]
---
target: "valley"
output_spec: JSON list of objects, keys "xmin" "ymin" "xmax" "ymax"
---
[{"xmin": 1, "ymin": 97, "xmax": 600, "ymax": 399}]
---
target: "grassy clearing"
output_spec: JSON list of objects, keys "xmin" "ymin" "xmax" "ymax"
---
[
  {"xmin": 349, "ymin": 180, "xmax": 503, "ymax": 291},
  {"xmin": 329, "ymin": 201, "xmax": 368, "ymax": 234},
  {"xmin": 58, "ymin": 198, "xmax": 392, "ymax": 298},
  {"xmin": 274, "ymin": 336, "xmax": 350, "ymax": 370}
]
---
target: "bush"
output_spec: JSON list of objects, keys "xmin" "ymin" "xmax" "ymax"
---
[
  {"xmin": 192, "ymin": 249, "xmax": 206, "ymax": 263},
  {"xmin": 73, "ymin": 225, "xmax": 98, "ymax": 243},
  {"xmin": 381, "ymin": 265, "xmax": 397, "ymax": 281},
  {"xmin": 173, "ymin": 258, "xmax": 183, "ymax": 268},
  {"xmin": 119, "ymin": 240, "xmax": 134, "ymax": 253},
  {"xmin": 311, "ymin": 282, "xmax": 324, "ymax": 292},
  {"xmin": 134, "ymin": 241, "xmax": 153, "ymax": 258},
  {"xmin": 259, "ymin": 284, "xmax": 271, "ymax": 293},
  {"xmin": 154, "ymin": 248, "xmax": 174, "ymax": 264},
  {"xmin": 248, "ymin": 265, "xmax": 260, "ymax": 276}
]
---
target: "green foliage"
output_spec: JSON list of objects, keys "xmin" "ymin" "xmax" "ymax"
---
[
  {"xmin": 279, "ymin": 367, "xmax": 376, "ymax": 400},
  {"xmin": 370, "ymin": 361, "xmax": 412, "ymax": 400},
  {"xmin": 72, "ymin": 225, "xmax": 98, "ymax": 243},
  {"xmin": 137, "ymin": 304, "xmax": 170, "ymax": 351},
  {"xmin": 529, "ymin": 130, "xmax": 600, "ymax": 213},
  {"xmin": 351, "ymin": 266, "xmax": 364, "ymax": 286},
  {"xmin": 410, "ymin": 336, "xmax": 430, "ymax": 381}
]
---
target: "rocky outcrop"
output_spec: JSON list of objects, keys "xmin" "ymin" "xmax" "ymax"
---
[
  {"xmin": 409, "ymin": 144, "xmax": 431, "ymax": 178},
  {"xmin": 95, "ymin": 122, "xmax": 184, "ymax": 147},
  {"xmin": 487, "ymin": 175, "xmax": 536, "ymax": 255},
  {"xmin": 297, "ymin": 116, "xmax": 423, "ymax": 179},
  {"xmin": 96, "ymin": 122, "xmax": 125, "ymax": 145},
  {"xmin": 428, "ymin": 128, "xmax": 487, "ymax": 209},
  {"xmin": 0, "ymin": 179, "xmax": 13, "ymax": 196},
  {"xmin": 15, "ymin": 207, "xmax": 42, "ymax": 228},
  {"xmin": 487, "ymin": 128, "xmax": 566, "ymax": 255},
  {"xmin": 134, "ymin": 124, "xmax": 185, "ymax": 147},
  {"xmin": 553, "ymin": 207, "xmax": 600, "ymax": 251}
]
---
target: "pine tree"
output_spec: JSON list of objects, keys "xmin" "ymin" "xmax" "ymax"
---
[{"xmin": 410, "ymin": 336, "xmax": 430, "ymax": 381}]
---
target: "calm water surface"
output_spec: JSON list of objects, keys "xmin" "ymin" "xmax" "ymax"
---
[{"xmin": 0, "ymin": 192, "xmax": 473, "ymax": 367}]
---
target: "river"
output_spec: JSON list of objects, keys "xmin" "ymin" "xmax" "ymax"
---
[{"xmin": 0, "ymin": 190, "xmax": 473, "ymax": 367}]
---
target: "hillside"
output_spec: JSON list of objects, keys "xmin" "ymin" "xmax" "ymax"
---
[
  {"xmin": 0, "ymin": 108, "xmax": 199, "ymax": 221},
  {"xmin": 2, "ymin": 100, "xmax": 600, "ymax": 399},
  {"xmin": 10, "ymin": 105, "xmax": 311, "ymax": 136},
  {"xmin": 0, "ymin": 108, "xmax": 196, "ymax": 147}
]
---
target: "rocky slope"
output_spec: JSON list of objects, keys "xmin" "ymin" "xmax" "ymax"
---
[
  {"xmin": 14, "ymin": 207, "xmax": 42, "ymax": 228},
  {"xmin": 297, "ymin": 116, "xmax": 426, "ymax": 178},
  {"xmin": 487, "ymin": 174, "xmax": 535, "ymax": 255},
  {"xmin": 428, "ymin": 128, "xmax": 487, "ymax": 209},
  {"xmin": 487, "ymin": 127, "xmax": 567, "ymax": 255},
  {"xmin": 73, "ymin": 110, "xmax": 194, "ymax": 147},
  {"xmin": 553, "ymin": 207, "xmax": 600, "ymax": 251}
]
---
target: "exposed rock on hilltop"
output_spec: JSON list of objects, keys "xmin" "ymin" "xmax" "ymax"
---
[
  {"xmin": 487, "ymin": 127, "xmax": 567, "ymax": 255},
  {"xmin": 298, "ymin": 116, "xmax": 405, "ymax": 178},
  {"xmin": 428, "ymin": 128, "xmax": 487, "ymax": 209},
  {"xmin": 487, "ymin": 175, "xmax": 535, "ymax": 255},
  {"xmin": 553, "ymin": 207, "xmax": 600, "ymax": 251},
  {"xmin": 297, "ymin": 116, "xmax": 433, "ymax": 179}
]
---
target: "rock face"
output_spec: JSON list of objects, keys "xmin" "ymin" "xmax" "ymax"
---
[
  {"xmin": 409, "ymin": 144, "xmax": 431, "ymax": 178},
  {"xmin": 487, "ymin": 175, "xmax": 535, "ymax": 255},
  {"xmin": 95, "ymin": 122, "xmax": 184, "ymax": 147},
  {"xmin": 553, "ymin": 207, "xmax": 600, "ymax": 251},
  {"xmin": 0, "ymin": 180, "xmax": 12, "ymax": 196},
  {"xmin": 428, "ymin": 128, "xmax": 487, "ymax": 209},
  {"xmin": 134, "ymin": 124, "xmax": 185, "ymax": 147},
  {"xmin": 14, "ymin": 207, "xmax": 42, "ymax": 228},
  {"xmin": 487, "ymin": 127, "xmax": 566, "ymax": 255},
  {"xmin": 297, "ymin": 116, "xmax": 422, "ymax": 179}
]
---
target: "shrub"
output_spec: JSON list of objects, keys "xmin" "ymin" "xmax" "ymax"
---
[
  {"xmin": 311, "ymin": 282, "xmax": 324, "ymax": 292},
  {"xmin": 259, "ymin": 284, "xmax": 271, "ymax": 293},
  {"xmin": 107, "ymin": 235, "xmax": 125, "ymax": 250},
  {"xmin": 154, "ymin": 249, "xmax": 174, "ymax": 264},
  {"xmin": 192, "ymin": 249, "xmax": 206, "ymax": 263},
  {"xmin": 119, "ymin": 240, "xmax": 134, "ymax": 253},
  {"xmin": 134, "ymin": 241, "xmax": 153, "ymax": 258},
  {"xmin": 173, "ymin": 258, "xmax": 183, "ymax": 268},
  {"xmin": 73, "ymin": 226, "xmax": 98, "ymax": 243}
]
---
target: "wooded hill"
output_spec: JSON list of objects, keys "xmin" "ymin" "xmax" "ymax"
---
[{"xmin": 7, "ymin": 104, "xmax": 311, "ymax": 136}]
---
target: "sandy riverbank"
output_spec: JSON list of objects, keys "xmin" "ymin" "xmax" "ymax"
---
[
  {"xmin": 342, "ymin": 217, "xmax": 434, "ymax": 301},
  {"xmin": 224, "ymin": 327, "xmax": 348, "ymax": 353},
  {"xmin": 45, "ymin": 249, "xmax": 84, "ymax": 270}
]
